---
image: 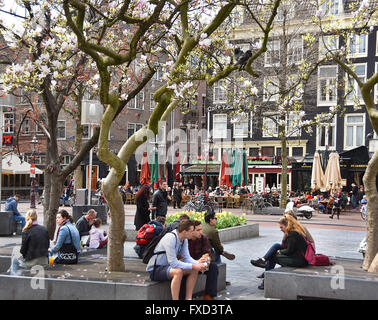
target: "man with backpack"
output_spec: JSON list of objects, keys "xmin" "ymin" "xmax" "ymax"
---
[
  {"xmin": 145, "ymin": 219, "xmax": 207, "ymax": 300},
  {"xmin": 134, "ymin": 217, "xmax": 166, "ymax": 258}
]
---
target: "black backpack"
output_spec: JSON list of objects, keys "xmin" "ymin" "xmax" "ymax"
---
[{"xmin": 141, "ymin": 223, "xmax": 178, "ymax": 264}]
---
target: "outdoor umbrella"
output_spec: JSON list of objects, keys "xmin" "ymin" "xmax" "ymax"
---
[
  {"xmin": 174, "ymin": 152, "xmax": 181, "ymax": 182},
  {"xmin": 219, "ymin": 151, "xmax": 232, "ymax": 187},
  {"xmin": 242, "ymin": 150, "xmax": 248, "ymax": 187},
  {"xmin": 324, "ymin": 152, "xmax": 342, "ymax": 193},
  {"xmin": 140, "ymin": 152, "xmax": 150, "ymax": 185},
  {"xmin": 232, "ymin": 149, "xmax": 242, "ymax": 187},
  {"xmin": 311, "ymin": 151, "xmax": 325, "ymax": 191},
  {"xmin": 150, "ymin": 149, "xmax": 159, "ymax": 190}
]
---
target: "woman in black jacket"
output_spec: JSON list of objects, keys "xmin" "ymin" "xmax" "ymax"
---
[
  {"xmin": 134, "ymin": 185, "xmax": 154, "ymax": 230},
  {"xmin": 10, "ymin": 209, "xmax": 50, "ymax": 275}
]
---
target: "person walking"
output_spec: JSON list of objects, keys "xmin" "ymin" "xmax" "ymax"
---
[
  {"xmin": 330, "ymin": 190, "xmax": 342, "ymax": 219},
  {"xmin": 188, "ymin": 220, "xmax": 219, "ymax": 300},
  {"xmin": 5, "ymin": 194, "xmax": 26, "ymax": 229},
  {"xmin": 146, "ymin": 219, "xmax": 207, "ymax": 300},
  {"xmin": 10, "ymin": 209, "xmax": 49, "ymax": 275},
  {"xmin": 151, "ymin": 180, "xmax": 171, "ymax": 219},
  {"xmin": 250, "ymin": 214, "xmax": 308, "ymax": 290},
  {"xmin": 134, "ymin": 185, "xmax": 155, "ymax": 230}
]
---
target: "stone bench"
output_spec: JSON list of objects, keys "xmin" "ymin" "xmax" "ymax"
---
[{"xmin": 264, "ymin": 257, "xmax": 378, "ymax": 300}]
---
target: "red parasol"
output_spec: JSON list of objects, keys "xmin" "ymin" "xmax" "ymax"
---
[
  {"xmin": 174, "ymin": 152, "xmax": 181, "ymax": 182},
  {"xmin": 219, "ymin": 151, "xmax": 232, "ymax": 187},
  {"xmin": 140, "ymin": 151, "xmax": 150, "ymax": 185}
]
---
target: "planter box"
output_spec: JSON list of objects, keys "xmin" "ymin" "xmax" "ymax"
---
[{"xmin": 125, "ymin": 223, "xmax": 259, "ymax": 242}]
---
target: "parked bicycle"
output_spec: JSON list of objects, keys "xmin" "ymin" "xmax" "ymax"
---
[{"xmin": 184, "ymin": 193, "xmax": 219, "ymax": 214}]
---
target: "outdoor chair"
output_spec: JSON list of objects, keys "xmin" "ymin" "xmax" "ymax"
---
[
  {"xmin": 233, "ymin": 197, "xmax": 240, "ymax": 208},
  {"xmin": 125, "ymin": 193, "xmax": 133, "ymax": 204},
  {"xmin": 226, "ymin": 196, "xmax": 234, "ymax": 208},
  {"xmin": 215, "ymin": 197, "xmax": 224, "ymax": 209}
]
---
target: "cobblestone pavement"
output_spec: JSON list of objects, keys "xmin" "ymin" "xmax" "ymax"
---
[{"xmin": 0, "ymin": 201, "xmax": 367, "ymax": 300}]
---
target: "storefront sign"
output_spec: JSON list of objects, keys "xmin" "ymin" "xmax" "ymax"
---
[
  {"xmin": 256, "ymin": 177, "xmax": 264, "ymax": 193},
  {"xmin": 2, "ymin": 136, "xmax": 13, "ymax": 145}
]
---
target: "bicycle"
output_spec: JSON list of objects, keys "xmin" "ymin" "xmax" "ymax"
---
[
  {"xmin": 252, "ymin": 195, "xmax": 273, "ymax": 211},
  {"xmin": 241, "ymin": 197, "xmax": 254, "ymax": 213},
  {"xmin": 184, "ymin": 194, "xmax": 217, "ymax": 215}
]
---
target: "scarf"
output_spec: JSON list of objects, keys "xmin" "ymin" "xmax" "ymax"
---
[{"xmin": 56, "ymin": 219, "xmax": 69, "ymax": 241}]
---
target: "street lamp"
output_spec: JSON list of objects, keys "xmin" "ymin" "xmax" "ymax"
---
[
  {"xmin": 203, "ymin": 136, "xmax": 214, "ymax": 192},
  {"xmin": 30, "ymin": 135, "xmax": 39, "ymax": 208}
]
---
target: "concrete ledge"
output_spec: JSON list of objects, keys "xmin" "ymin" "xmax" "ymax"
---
[
  {"xmin": 125, "ymin": 223, "xmax": 259, "ymax": 242},
  {"xmin": 0, "ymin": 257, "xmax": 226, "ymax": 300},
  {"xmin": 264, "ymin": 258, "xmax": 378, "ymax": 300}
]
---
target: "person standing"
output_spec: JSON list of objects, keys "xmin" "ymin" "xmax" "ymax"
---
[
  {"xmin": 146, "ymin": 219, "xmax": 207, "ymax": 300},
  {"xmin": 152, "ymin": 180, "xmax": 171, "ymax": 219},
  {"xmin": 172, "ymin": 183, "xmax": 182, "ymax": 209},
  {"xmin": 5, "ymin": 194, "xmax": 26, "ymax": 229},
  {"xmin": 350, "ymin": 183, "xmax": 359, "ymax": 209},
  {"xmin": 188, "ymin": 220, "xmax": 219, "ymax": 300},
  {"xmin": 134, "ymin": 185, "xmax": 155, "ymax": 230},
  {"xmin": 330, "ymin": 190, "xmax": 342, "ymax": 220},
  {"xmin": 10, "ymin": 209, "xmax": 49, "ymax": 275}
]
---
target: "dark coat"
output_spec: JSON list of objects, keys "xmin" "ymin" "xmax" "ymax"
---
[
  {"xmin": 20, "ymin": 224, "xmax": 50, "ymax": 261},
  {"xmin": 134, "ymin": 196, "xmax": 151, "ymax": 230},
  {"xmin": 276, "ymin": 231, "xmax": 308, "ymax": 267},
  {"xmin": 75, "ymin": 216, "xmax": 91, "ymax": 238},
  {"xmin": 173, "ymin": 187, "xmax": 182, "ymax": 201},
  {"xmin": 152, "ymin": 188, "xmax": 170, "ymax": 217}
]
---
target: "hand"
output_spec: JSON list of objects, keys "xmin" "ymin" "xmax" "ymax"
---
[
  {"xmin": 193, "ymin": 263, "xmax": 207, "ymax": 273},
  {"xmin": 167, "ymin": 195, "xmax": 171, "ymax": 200}
]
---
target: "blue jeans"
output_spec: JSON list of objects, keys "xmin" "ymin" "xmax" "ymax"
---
[
  {"xmin": 351, "ymin": 195, "xmax": 357, "ymax": 209},
  {"xmin": 213, "ymin": 248, "xmax": 222, "ymax": 264},
  {"xmin": 10, "ymin": 257, "xmax": 27, "ymax": 275},
  {"xmin": 205, "ymin": 262, "xmax": 219, "ymax": 297},
  {"xmin": 14, "ymin": 216, "xmax": 26, "ymax": 229},
  {"xmin": 263, "ymin": 243, "xmax": 282, "ymax": 271}
]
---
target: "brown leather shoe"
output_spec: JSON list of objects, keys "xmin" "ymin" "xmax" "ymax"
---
[
  {"xmin": 222, "ymin": 251, "xmax": 235, "ymax": 260},
  {"xmin": 203, "ymin": 294, "xmax": 214, "ymax": 300}
]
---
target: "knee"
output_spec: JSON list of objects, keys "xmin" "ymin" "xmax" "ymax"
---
[{"xmin": 171, "ymin": 268, "xmax": 184, "ymax": 279}]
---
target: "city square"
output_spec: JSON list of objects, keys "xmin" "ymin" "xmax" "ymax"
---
[{"xmin": 0, "ymin": 0, "xmax": 377, "ymax": 305}]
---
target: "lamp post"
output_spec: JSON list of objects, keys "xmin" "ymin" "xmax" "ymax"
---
[
  {"xmin": 203, "ymin": 136, "xmax": 214, "ymax": 192},
  {"xmin": 30, "ymin": 135, "xmax": 39, "ymax": 208}
]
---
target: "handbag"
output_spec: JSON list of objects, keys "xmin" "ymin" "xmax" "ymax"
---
[
  {"xmin": 56, "ymin": 226, "xmax": 78, "ymax": 265},
  {"xmin": 302, "ymin": 236, "xmax": 315, "ymax": 264}
]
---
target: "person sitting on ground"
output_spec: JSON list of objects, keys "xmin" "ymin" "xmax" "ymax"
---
[
  {"xmin": 50, "ymin": 209, "xmax": 81, "ymax": 264},
  {"xmin": 250, "ymin": 214, "xmax": 309, "ymax": 290},
  {"xmin": 10, "ymin": 209, "xmax": 49, "ymax": 275},
  {"xmin": 75, "ymin": 209, "xmax": 97, "ymax": 239},
  {"xmin": 89, "ymin": 218, "xmax": 108, "ymax": 249},
  {"xmin": 188, "ymin": 220, "xmax": 219, "ymax": 300},
  {"xmin": 202, "ymin": 212, "xmax": 235, "ymax": 263},
  {"xmin": 5, "ymin": 194, "xmax": 26, "ymax": 229},
  {"xmin": 146, "ymin": 219, "xmax": 207, "ymax": 300}
]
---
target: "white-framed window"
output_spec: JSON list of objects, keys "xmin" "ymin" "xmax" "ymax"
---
[
  {"xmin": 344, "ymin": 113, "xmax": 365, "ymax": 150},
  {"xmin": 3, "ymin": 112, "xmax": 14, "ymax": 134},
  {"xmin": 263, "ymin": 76, "xmax": 279, "ymax": 102},
  {"xmin": 316, "ymin": 115, "xmax": 336, "ymax": 150},
  {"xmin": 375, "ymin": 62, "xmax": 378, "ymax": 104},
  {"xmin": 262, "ymin": 116, "xmax": 278, "ymax": 137},
  {"xmin": 286, "ymin": 112, "xmax": 301, "ymax": 137},
  {"xmin": 233, "ymin": 118, "xmax": 249, "ymax": 138},
  {"xmin": 128, "ymin": 91, "xmax": 144, "ymax": 110},
  {"xmin": 287, "ymin": 39, "xmax": 303, "ymax": 65},
  {"xmin": 57, "ymin": 120, "xmax": 66, "ymax": 140},
  {"xmin": 319, "ymin": 35, "xmax": 339, "ymax": 59},
  {"xmin": 317, "ymin": 65, "xmax": 338, "ymax": 105},
  {"xmin": 127, "ymin": 123, "xmax": 143, "ymax": 140},
  {"xmin": 20, "ymin": 116, "xmax": 32, "ymax": 135},
  {"xmin": 348, "ymin": 33, "xmax": 368, "ymax": 57},
  {"xmin": 150, "ymin": 93, "xmax": 156, "ymax": 111},
  {"xmin": 265, "ymin": 40, "xmax": 280, "ymax": 67},
  {"xmin": 62, "ymin": 155, "xmax": 72, "ymax": 166},
  {"xmin": 153, "ymin": 66, "xmax": 163, "ymax": 80},
  {"xmin": 320, "ymin": 0, "xmax": 343, "ymax": 16},
  {"xmin": 213, "ymin": 80, "xmax": 227, "ymax": 104},
  {"xmin": 213, "ymin": 114, "xmax": 227, "ymax": 139},
  {"xmin": 345, "ymin": 63, "xmax": 366, "ymax": 105}
]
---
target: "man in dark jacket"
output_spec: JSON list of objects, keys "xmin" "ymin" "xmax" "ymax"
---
[
  {"xmin": 5, "ymin": 195, "xmax": 26, "ymax": 228},
  {"xmin": 75, "ymin": 209, "xmax": 97, "ymax": 239},
  {"xmin": 172, "ymin": 183, "xmax": 182, "ymax": 209},
  {"xmin": 152, "ymin": 180, "xmax": 171, "ymax": 218}
]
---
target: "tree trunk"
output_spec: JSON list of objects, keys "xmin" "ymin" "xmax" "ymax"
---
[{"xmin": 362, "ymin": 150, "xmax": 378, "ymax": 271}]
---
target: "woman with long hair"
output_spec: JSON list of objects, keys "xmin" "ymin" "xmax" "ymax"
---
[
  {"xmin": 10, "ymin": 209, "xmax": 50, "ymax": 275},
  {"xmin": 134, "ymin": 185, "xmax": 154, "ymax": 230},
  {"xmin": 250, "ymin": 214, "xmax": 308, "ymax": 290}
]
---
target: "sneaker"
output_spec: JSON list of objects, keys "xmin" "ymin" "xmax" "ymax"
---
[
  {"xmin": 258, "ymin": 280, "xmax": 264, "ymax": 290},
  {"xmin": 257, "ymin": 272, "xmax": 265, "ymax": 279},
  {"xmin": 222, "ymin": 251, "xmax": 235, "ymax": 260},
  {"xmin": 250, "ymin": 258, "xmax": 266, "ymax": 268},
  {"xmin": 203, "ymin": 294, "xmax": 214, "ymax": 300},
  {"xmin": 329, "ymin": 216, "xmax": 333, "ymax": 219}
]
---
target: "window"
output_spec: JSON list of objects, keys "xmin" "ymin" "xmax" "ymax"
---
[
  {"xmin": 153, "ymin": 66, "xmax": 163, "ymax": 80},
  {"xmin": 276, "ymin": 147, "xmax": 289, "ymax": 156},
  {"xmin": 213, "ymin": 80, "xmax": 227, "ymax": 104},
  {"xmin": 317, "ymin": 116, "xmax": 336, "ymax": 150},
  {"xmin": 127, "ymin": 123, "xmax": 143, "ymax": 139},
  {"xmin": 82, "ymin": 124, "xmax": 90, "ymax": 139},
  {"xmin": 319, "ymin": 35, "xmax": 339, "ymax": 59},
  {"xmin": 320, "ymin": 0, "xmax": 343, "ymax": 16},
  {"xmin": 62, "ymin": 155, "xmax": 72, "ymax": 165},
  {"xmin": 57, "ymin": 120, "xmax": 66, "ymax": 140},
  {"xmin": 233, "ymin": 118, "xmax": 249, "ymax": 138},
  {"xmin": 249, "ymin": 148, "xmax": 259, "ymax": 157},
  {"xmin": 292, "ymin": 147, "xmax": 303, "ymax": 157},
  {"xmin": 344, "ymin": 114, "xmax": 365, "ymax": 149},
  {"xmin": 348, "ymin": 33, "xmax": 367, "ymax": 57},
  {"xmin": 3, "ymin": 112, "xmax": 14, "ymax": 133},
  {"xmin": 263, "ymin": 77, "xmax": 279, "ymax": 102},
  {"xmin": 317, "ymin": 65, "xmax": 337, "ymax": 105},
  {"xmin": 20, "ymin": 116, "xmax": 32, "ymax": 135},
  {"xmin": 128, "ymin": 91, "xmax": 144, "ymax": 109},
  {"xmin": 345, "ymin": 64, "xmax": 366, "ymax": 105},
  {"xmin": 261, "ymin": 146, "xmax": 274, "ymax": 157},
  {"xmin": 287, "ymin": 39, "xmax": 303, "ymax": 65},
  {"xmin": 150, "ymin": 93, "xmax": 156, "ymax": 111},
  {"xmin": 179, "ymin": 127, "xmax": 187, "ymax": 143},
  {"xmin": 265, "ymin": 40, "xmax": 280, "ymax": 66},
  {"xmin": 286, "ymin": 112, "xmax": 301, "ymax": 137},
  {"xmin": 213, "ymin": 114, "xmax": 227, "ymax": 139},
  {"xmin": 262, "ymin": 116, "xmax": 278, "ymax": 137}
]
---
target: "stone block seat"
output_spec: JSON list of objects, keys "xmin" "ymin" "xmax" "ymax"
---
[{"xmin": 264, "ymin": 257, "xmax": 378, "ymax": 300}]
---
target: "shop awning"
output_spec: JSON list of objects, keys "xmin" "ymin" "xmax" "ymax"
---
[
  {"xmin": 2, "ymin": 153, "xmax": 43, "ymax": 175},
  {"xmin": 248, "ymin": 165, "xmax": 292, "ymax": 173},
  {"xmin": 182, "ymin": 164, "xmax": 220, "ymax": 176}
]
